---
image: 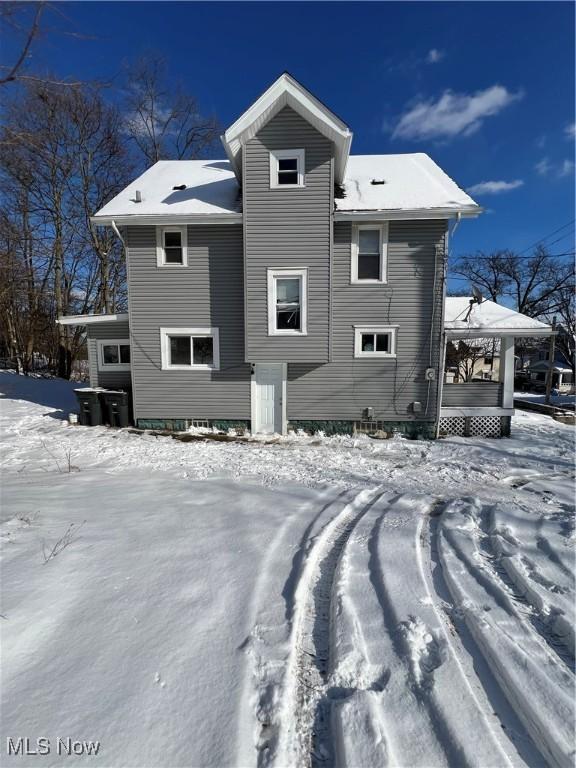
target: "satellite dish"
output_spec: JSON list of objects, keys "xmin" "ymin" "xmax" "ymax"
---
[{"xmin": 472, "ymin": 285, "xmax": 484, "ymax": 304}]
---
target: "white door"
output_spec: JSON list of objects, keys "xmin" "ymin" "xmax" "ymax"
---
[{"xmin": 254, "ymin": 363, "xmax": 285, "ymax": 434}]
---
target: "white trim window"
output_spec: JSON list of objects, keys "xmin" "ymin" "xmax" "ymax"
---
[
  {"xmin": 97, "ymin": 339, "xmax": 131, "ymax": 371},
  {"xmin": 160, "ymin": 328, "xmax": 220, "ymax": 370},
  {"xmin": 354, "ymin": 326, "xmax": 397, "ymax": 359},
  {"xmin": 267, "ymin": 269, "xmax": 307, "ymax": 335},
  {"xmin": 269, "ymin": 149, "xmax": 305, "ymax": 188},
  {"xmin": 156, "ymin": 226, "xmax": 188, "ymax": 267},
  {"xmin": 351, "ymin": 223, "xmax": 388, "ymax": 283}
]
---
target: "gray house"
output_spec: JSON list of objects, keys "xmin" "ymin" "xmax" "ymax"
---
[{"xmin": 58, "ymin": 74, "xmax": 551, "ymax": 437}]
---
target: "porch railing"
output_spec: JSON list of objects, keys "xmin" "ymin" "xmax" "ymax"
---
[{"xmin": 442, "ymin": 381, "xmax": 503, "ymax": 408}]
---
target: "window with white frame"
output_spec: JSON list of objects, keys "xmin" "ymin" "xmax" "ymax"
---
[
  {"xmin": 353, "ymin": 326, "xmax": 397, "ymax": 359},
  {"xmin": 97, "ymin": 340, "xmax": 131, "ymax": 370},
  {"xmin": 156, "ymin": 226, "xmax": 187, "ymax": 266},
  {"xmin": 269, "ymin": 149, "xmax": 305, "ymax": 188},
  {"xmin": 267, "ymin": 269, "xmax": 307, "ymax": 335},
  {"xmin": 352, "ymin": 224, "xmax": 388, "ymax": 283},
  {"xmin": 160, "ymin": 328, "xmax": 220, "ymax": 370}
]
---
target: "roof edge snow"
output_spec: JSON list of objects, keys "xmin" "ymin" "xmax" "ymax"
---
[{"xmin": 57, "ymin": 313, "xmax": 129, "ymax": 326}]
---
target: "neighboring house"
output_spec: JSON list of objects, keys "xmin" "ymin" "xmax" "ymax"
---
[
  {"xmin": 526, "ymin": 360, "xmax": 574, "ymax": 390},
  {"xmin": 445, "ymin": 338, "xmax": 500, "ymax": 383},
  {"xmin": 58, "ymin": 74, "xmax": 552, "ymax": 437}
]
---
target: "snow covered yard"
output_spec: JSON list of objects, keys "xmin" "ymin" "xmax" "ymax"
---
[{"xmin": 1, "ymin": 372, "xmax": 574, "ymax": 767}]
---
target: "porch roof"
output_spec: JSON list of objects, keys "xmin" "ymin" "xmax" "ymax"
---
[
  {"xmin": 57, "ymin": 313, "xmax": 129, "ymax": 326},
  {"xmin": 445, "ymin": 298, "xmax": 552, "ymax": 338}
]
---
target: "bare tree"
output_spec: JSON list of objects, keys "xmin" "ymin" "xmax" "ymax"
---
[
  {"xmin": 445, "ymin": 338, "xmax": 497, "ymax": 382},
  {"xmin": 451, "ymin": 247, "xmax": 575, "ymax": 319},
  {"xmin": 554, "ymin": 287, "xmax": 575, "ymax": 376},
  {"xmin": 123, "ymin": 55, "xmax": 220, "ymax": 165},
  {"xmin": 0, "ymin": 82, "xmax": 132, "ymax": 377},
  {"xmin": 0, "ymin": 3, "xmax": 45, "ymax": 86}
]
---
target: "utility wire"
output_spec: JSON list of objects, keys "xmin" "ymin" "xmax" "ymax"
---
[{"xmin": 516, "ymin": 218, "xmax": 575, "ymax": 256}]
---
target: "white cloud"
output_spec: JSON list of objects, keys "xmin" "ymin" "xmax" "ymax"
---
[
  {"xmin": 392, "ymin": 85, "xmax": 523, "ymax": 141},
  {"xmin": 466, "ymin": 180, "xmax": 524, "ymax": 195},
  {"xmin": 426, "ymin": 49, "xmax": 445, "ymax": 64},
  {"xmin": 565, "ymin": 123, "xmax": 576, "ymax": 139},
  {"xmin": 559, "ymin": 159, "xmax": 575, "ymax": 177},
  {"xmin": 535, "ymin": 158, "xmax": 551, "ymax": 176}
]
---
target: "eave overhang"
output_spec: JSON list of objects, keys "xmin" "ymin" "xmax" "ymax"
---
[
  {"xmin": 90, "ymin": 213, "xmax": 243, "ymax": 226},
  {"xmin": 57, "ymin": 313, "xmax": 129, "ymax": 326},
  {"xmin": 334, "ymin": 206, "xmax": 482, "ymax": 221}
]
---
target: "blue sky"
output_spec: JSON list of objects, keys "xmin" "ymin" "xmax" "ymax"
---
[{"xmin": 4, "ymin": 2, "xmax": 575, "ymax": 286}]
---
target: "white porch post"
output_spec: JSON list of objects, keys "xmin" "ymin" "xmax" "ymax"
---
[{"xmin": 500, "ymin": 336, "xmax": 515, "ymax": 408}]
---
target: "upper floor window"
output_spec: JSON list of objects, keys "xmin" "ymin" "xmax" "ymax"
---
[
  {"xmin": 267, "ymin": 269, "xmax": 308, "ymax": 335},
  {"xmin": 97, "ymin": 340, "xmax": 131, "ymax": 370},
  {"xmin": 353, "ymin": 326, "xmax": 397, "ymax": 359},
  {"xmin": 352, "ymin": 223, "xmax": 388, "ymax": 283},
  {"xmin": 160, "ymin": 328, "xmax": 220, "ymax": 370},
  {"xmin": 269, "ymin": 149, "xmax": 305, "ymax": 189},
  {"xmin": 156, "ymin": 226, "xmax": 188, "ymax": 267}
]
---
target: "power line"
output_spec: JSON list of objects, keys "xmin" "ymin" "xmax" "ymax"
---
[
  {"xmin": 517, "ymin": 218, "xmax": 575, "ymax": 256},
  {"xmin": 450, "ymin": 250, "xmax": 575, "ymax": 264}
]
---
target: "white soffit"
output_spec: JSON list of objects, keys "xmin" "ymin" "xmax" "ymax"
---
[{"xmin": 222, "ymin": 73, "xmax": 353, "ymax": 183}]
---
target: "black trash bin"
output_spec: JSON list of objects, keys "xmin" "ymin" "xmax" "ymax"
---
[
  {"xmin": 75, "ymin": 389, "xmax": 103, "ymax": 426},
  {"xmin": 100, "ymin": 390, "xmax": 131, "ymax": 428}
]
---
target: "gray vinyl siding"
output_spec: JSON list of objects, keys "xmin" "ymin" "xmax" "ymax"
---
[
  {"xmin": 442, "ymin": 382, "xmax": 503, "ymax": 408},
  {"xmin": 86, "ymin": 321, "xmax": 131, "ymax": 389},
  {"xmin": 243, "ymin": 106, "xmax": 333, "ymax": 362},
  {"xmin": 125, "ymin": 225, "xmax": 250, "ymax": 420},
  {"xmin": 287, "ymin": 220, "xmax": 447, "ymax": 422}
]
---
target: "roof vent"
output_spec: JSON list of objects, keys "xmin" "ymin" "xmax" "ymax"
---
[
  {"xmin": 134, "ymin": 190, "xmax": 142, "ymax": 203},
  {"xmin": 370, "ymin": 178, "xmax": 386, "ymax": 185},
  {"xmin": 172, "ymin": 184, "xmax": 187, "ymax": 191}
]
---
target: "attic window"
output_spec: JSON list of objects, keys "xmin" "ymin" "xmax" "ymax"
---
[
  {"xmin": 270, "ymin": 149, "xmax": 305, "ymax": 188},
  {"xmin": 172, "ymin": 184, "xmax": 187, "ymax": 191},
  {"xmin": 370, "ymin": 179, "xmax": 386, "ymax": 185}
]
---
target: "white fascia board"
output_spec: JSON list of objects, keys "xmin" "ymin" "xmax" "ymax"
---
[
  {"xmin": 334, "ymin": 207, "xmax": 482, "ymax": 221},
  {"xmin": 57, "ymin": 313, "xmax": 129, "ymax": 326},
  {"xmin": 445, "ymin": 327, "xmax": 553, "ymax": 338},
  {"xmin": 90, "ymin": 214, "xmax": 243, "ymax": 226}
]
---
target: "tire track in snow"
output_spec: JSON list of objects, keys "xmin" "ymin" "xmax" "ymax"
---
[
  {"xmin": 271, "ymin": 487, "xmax": 386, "ymax": 768},
  {"xmin": 236, "ymin": 487, "xmax": 355, "ymax": 768},
  {"xmin": 437, "ymin": 499, "xmax": 574, "ymax": 768},
  {"xmin": 424, "ymin": 504, "xmax": 542, "ymax": 767},
  {"xmin": 475, "ymin": 503, "xmax": 575, "ymax": 670}
]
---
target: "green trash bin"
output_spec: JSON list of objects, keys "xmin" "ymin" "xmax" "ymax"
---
[
  {"xmin": 100, "ymin": 390, "xmax": 131, "ymax": 428},
  {"xmin": 75, "ymin": 389, "xmax": 103, "ymax": 427}
]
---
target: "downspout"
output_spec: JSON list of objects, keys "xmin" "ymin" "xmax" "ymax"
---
[{"xmin": 111, "ymin": 219, "xmax": 125, "ymax": 247}]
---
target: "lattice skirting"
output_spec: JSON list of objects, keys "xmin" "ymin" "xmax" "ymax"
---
[{"xmin": 438, "ymin": 416, "xmax": 511, "ymax": 438}]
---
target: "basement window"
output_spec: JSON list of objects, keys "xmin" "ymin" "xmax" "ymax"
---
[
  {"xmin": 160, "ymin": 328, "xmax": 220, "ymax": 370},
  {"xmin": 354, "ymin": 326, "xmax": 397, "ymax": 359},
  {"xmin": 98, "ymin": 340, "xmax": 131, "ymax": 370},
  {"xmin": 270, "ymin": 149, "xmax": 305, "ymax": 188}
]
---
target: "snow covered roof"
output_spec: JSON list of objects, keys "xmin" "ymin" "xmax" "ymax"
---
[
  {"xmin": 57, "ymin": 313, "xmax": 129, "ymax": 325},
  {"xmin": 336, "ymin": 154, "xmax": 479, "ymax": 218},
  {"xmin": 92, "ymin": 161, "xmax": 241, "ymax": 223},
  {"xmin": 445, "ymin": 298, "xmax": 553, "ymax": 338},
  {"xmin": 92, "ymin": 153, "xmax": 478, "ymax": 223},
  {"xmin": 528, "ymin": 360, "xmax": 572, "ymax": 373},
  {"xmin": 222, "ymin": 72, "xmax": 352, "ymax": 184}
]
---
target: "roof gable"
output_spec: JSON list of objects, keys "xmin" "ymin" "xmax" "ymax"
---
[{"xmin": 222, "ymin": 73, "xmax": 353, "ymax": 183}]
